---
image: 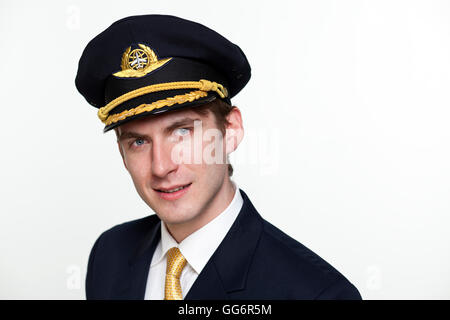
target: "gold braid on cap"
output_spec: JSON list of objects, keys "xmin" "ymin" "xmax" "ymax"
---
[{"xmin": 98, "ymin": 79, "xmax": 229, "ymax": 125}]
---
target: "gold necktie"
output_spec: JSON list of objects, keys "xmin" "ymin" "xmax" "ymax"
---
[{"xmin": 164, "ymin": 247, "xmax": 187, "ymax": 300}]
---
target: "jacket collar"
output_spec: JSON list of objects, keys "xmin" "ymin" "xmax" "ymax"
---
[{"xmin": 185, "ymin": 189, "xmax": 263, "ymax": 299}]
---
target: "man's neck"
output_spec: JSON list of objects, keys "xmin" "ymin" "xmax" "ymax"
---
[{"xmin": 165, "ymin": 178, "xmax": 236, "ymax": 243}]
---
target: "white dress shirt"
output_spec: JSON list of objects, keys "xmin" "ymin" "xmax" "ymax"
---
[{"xmin": 144, "ymin": 181, "xmax": 244, "ymax": 300}]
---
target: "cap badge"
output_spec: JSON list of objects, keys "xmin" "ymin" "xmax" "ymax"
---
[{"xmin": 113, "ymin": 44, "xmax": 172, "ymax": 78}]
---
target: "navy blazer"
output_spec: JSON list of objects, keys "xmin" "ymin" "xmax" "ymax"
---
[{"xmin": 86, "ymin": 189, "xmax": 362, "ymax": 300}]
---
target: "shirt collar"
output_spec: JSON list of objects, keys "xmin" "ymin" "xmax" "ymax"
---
[{"xmin": 151, "ymin": 181, "xmax": 243, "ymax": 274}]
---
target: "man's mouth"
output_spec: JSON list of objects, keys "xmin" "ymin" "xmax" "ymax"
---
[
  {"xmin": 154, "ymin": 183, "xmax": 192, "ymax": 201},
  {"xmin": 155, "ymin": 183, "xmax": 192, "ymax": 193}
]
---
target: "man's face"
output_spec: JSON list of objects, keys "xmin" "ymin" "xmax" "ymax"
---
[{"xmin": 116, "ymin": 106, "xmax": 242, "ymax": 227}]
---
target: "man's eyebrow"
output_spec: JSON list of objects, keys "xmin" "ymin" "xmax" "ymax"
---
[
  {"xmin": 117, "ymin": 131, "xmax": 151, "ymax": 142},
  {"xmin": 117, "ymin": 117, "xmax": 202, "ymax": 142},
  {"xmin": 163, "ymin": 117, "xmax": 201, "ymax": 134}
]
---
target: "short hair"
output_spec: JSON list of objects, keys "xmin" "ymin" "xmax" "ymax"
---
[
  {"xmin": 189, "ymin": 98, "xmax": 234, "ymax": 177},
  {"xmin": 114, "ymin": 98, "xmax": 234, "ymax": 176}
]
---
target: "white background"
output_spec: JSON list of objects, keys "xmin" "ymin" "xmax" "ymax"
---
[{"xmin": 0, "ymin": 0, "xmax": 449, "ymax": 299}]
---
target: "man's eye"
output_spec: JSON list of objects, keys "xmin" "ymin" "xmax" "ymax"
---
[
  {"xmin": 132, "ymin": 138, "xmax": 146, "ymax": 147},
  {"xmin": 175, "ymin": 128, "xmax": 191, "ymax": 136}
]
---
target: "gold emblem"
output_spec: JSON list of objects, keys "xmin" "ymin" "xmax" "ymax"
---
[
  {"xmin": 127, "ymin": 48, "xmax": 149, "ymax": 70},
  {"xmin": 113, "ymin": 44, "xmax": 172, "ymax": 78}
]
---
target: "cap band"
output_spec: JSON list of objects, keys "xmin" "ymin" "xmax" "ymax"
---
[
  {"xmin": 103, "ymin": 90, "xmax": 209, "ymax": 126},
  {"xmin": 97, "ymin": 79, "xmax": 228, "ymax": 123}
]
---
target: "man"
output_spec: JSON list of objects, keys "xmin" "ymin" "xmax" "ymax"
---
[{"xmin": 76, "ymin": 14, "xmax": 362, "ymax": 300}]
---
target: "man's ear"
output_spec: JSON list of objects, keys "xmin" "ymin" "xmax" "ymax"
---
[
  {"xmin": 117, "ymin": 141, "xmax": 128, "ymax": 171},
  {"xmin": 225, "ymin": 106, "xmax": 244, "ymax": 155}
]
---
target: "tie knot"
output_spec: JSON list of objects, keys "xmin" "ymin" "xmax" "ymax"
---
[{"xmin": 166, "ymin": 247, "xmax": 187, "ymax": 279}]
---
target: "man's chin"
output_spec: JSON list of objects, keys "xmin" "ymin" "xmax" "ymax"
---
[
  {"xmin": 143, "ymin": 195, "xmax": 199, "ymax": 225},
  {"xmin": 157, "ymin": 211, "xmax": 197, "ymax": 226}
]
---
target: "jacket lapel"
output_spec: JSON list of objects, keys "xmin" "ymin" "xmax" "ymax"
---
[
  {"xmin": 112, "ymin": 217, "xmax": 161, "ymax": 299},
  {"xmin": 185, "ymin": 189, "xmax": 263, "ymax": 299}
]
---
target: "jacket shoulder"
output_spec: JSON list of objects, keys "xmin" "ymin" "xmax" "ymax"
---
[
  {"xmin": 86, "ymin": 214, "xmax": 160, "ymax": 299},
  {"xmin": 249, "ymin": 218, "xmax": 361, "ymax": 299},
  {"xmin": 103, "ymin": 214, "xmax": 158, "ymax": 238},
  {"xmin": 89, "ymin": 214, "xmax": 160, "ymax": 261}
]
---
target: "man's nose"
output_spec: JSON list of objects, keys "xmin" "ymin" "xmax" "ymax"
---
[{"xmin": 151, "ymin": 140, "xmax": 178, "ymax": 177}]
